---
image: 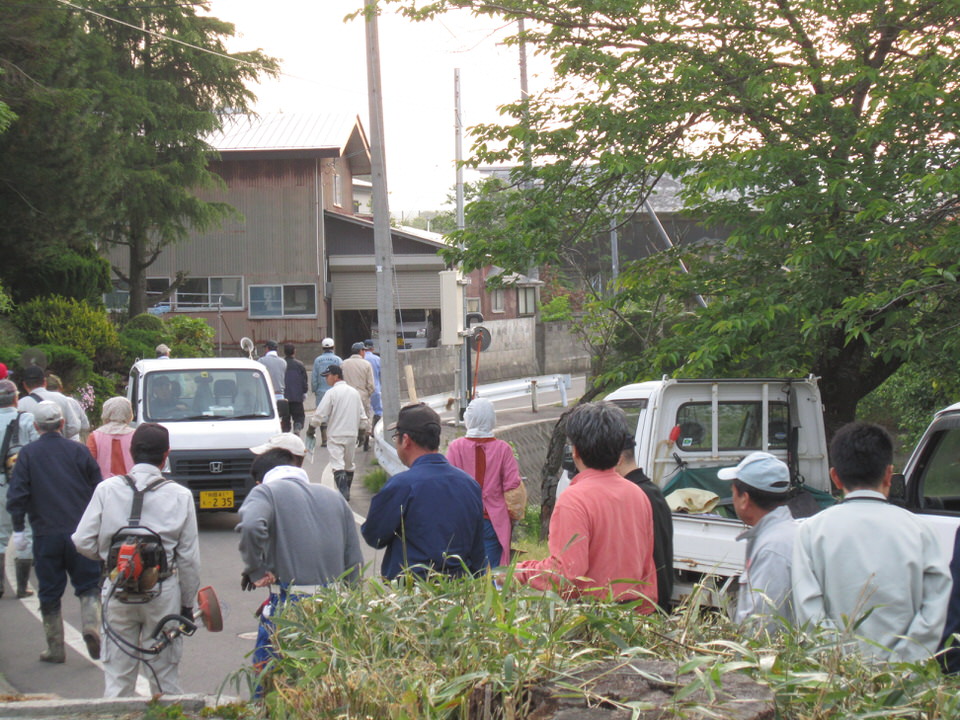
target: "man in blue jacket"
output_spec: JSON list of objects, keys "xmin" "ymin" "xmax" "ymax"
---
[
  {"xmin": 361, "ymin": 403, "xmax": 484, "ymax": 579},
  {"xmin": 8, "ymin": 401, "xmax": 102, "ymax": 663}
]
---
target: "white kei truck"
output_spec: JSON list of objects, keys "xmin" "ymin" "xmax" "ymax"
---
[
  {"xmin": 595, "ymin": 376, "xmax": 834, "ymax": 602},
  {"xmin": 127, "ymin": 358, "xmax": 281, "ymax": 511},
  {"xmin": 597, "ymin": 376, "xmax": 960, "ymax": 603}
]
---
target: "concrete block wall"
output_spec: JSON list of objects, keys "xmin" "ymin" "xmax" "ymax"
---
[
  {"xmin": 397, "ymin": 317, "xmax": 541, "ymax": 399},
  {"xmin": 540, "ymin": 321, "xmax": 592, "ymax": 375}
]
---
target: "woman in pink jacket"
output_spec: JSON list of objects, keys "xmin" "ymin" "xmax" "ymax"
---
[
  {"xmin": 446, "ymin": 398, "xmax": 523, "ymax": 567},
  {"xmin": 85, "ymin": 396, "xmax": 135, "ymax": 479}
]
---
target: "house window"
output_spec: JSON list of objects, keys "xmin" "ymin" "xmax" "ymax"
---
[
  {"xmin": 491, "ymin": 289, "xmax": 505, "ymax": 313},
  {"xmin": 333, "ymin": 160, "xmax": 343, "ymax": 207},
  {"xmin": 518, "ymin": 287, "xmax": 537, "ymax": 316},
  {"xmin": 249, "ymin": 284, "xmax": 317, "ymax": 318},
  {"xmin": 466, "ymin": 297, "xmax": 481, "ymax": 313},
  {"xmin": 105, "ymin": 277, "xmax": 173, "ymax": 313},
  {"xmin": 176, "ymin": 276, "xmax": 243, "ymax": 310}
]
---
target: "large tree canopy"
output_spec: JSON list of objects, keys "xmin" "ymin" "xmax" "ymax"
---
[
  {"xmin": 397, "ymin": 0, "xmax": 960, "ymax": 431},
  {"xmin": 0, "ymin": 0, "xmax": 277, "ymax": 313}
]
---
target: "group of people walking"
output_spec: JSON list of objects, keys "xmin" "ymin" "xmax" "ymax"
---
[
  {"xmin": 1, "ymin": 368, "xmax": 199, "ymax": 698},
  {"xmin": 4, "ymin": 350, "xmax": 960, "ymax": 703}
]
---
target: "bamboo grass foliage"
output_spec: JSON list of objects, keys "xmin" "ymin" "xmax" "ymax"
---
[{"xmin": 252, "ymin": 569, "xmax": 960, "ymax": 719}]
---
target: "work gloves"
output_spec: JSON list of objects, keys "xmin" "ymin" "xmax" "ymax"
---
[{"xmin": 12, "ymin": 532, "xmax": 28, "ymax": 552}]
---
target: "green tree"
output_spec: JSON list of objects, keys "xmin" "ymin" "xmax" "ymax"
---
[
  {"xmin": 0, "ymin": 0, "xmax": 117, "ymax": 303},
  {"xmin": 396, "ymin": 0, "xmax": 960, "ymax": 433},
  {"xmin": 82, "ymin": 0, "xmax": 278, "ymax": 316},
  {"xmin": 0, "ymin": 1, "xmax": 277, "ymax": 314}
]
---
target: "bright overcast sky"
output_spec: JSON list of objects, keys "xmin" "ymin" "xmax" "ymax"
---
[{"xmin": 206, "ymin": 1, "xmax": 550, "ymax": 218}]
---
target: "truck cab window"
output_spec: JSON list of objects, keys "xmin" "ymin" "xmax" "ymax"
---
[
  {"xmin": 675, "ymin": 402, "xmax": 790, "ymax": 452},
  {"xmin": 915, "ymin": 427, "xmax": 960, "ymax": 512}
]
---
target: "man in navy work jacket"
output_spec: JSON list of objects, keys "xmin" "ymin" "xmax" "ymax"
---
[
  {"xmin": 7, "ymin": 401, "xmax": 102, "ymax": 664},
  {"xmin": 361, "ymin": 403, "xmax": 485, "ymax": 579}
]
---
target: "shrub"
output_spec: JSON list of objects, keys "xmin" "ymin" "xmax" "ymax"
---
[
  {"xmin": 15, "ymin": 296, "xmax": 118, "ymax": 370},
  {"xmin": 29, "ymin": 344, "xmax": 94, "ymax": 391},
  {"xmin": 119, "ymin": 327, "xmax": 166, "ymax": 366},
  {"xmin": 165, "ymin": 316, "xmax": 215, "ymax": 358},
  {"xmin": 125, "ymin": 313, "xmax": 165, "ymax": 332},
  {"xmin": 539, "ymin": 294, "xmax": 573, "ymax": 322},
  {"xmin": 256, "ymin": 575, "xmax": 960, "ymax": 719}
]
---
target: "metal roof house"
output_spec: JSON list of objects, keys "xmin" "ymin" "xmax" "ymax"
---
[{"xmin": 107, "ymin": 113, "xmax": 453, "ymax": 357}]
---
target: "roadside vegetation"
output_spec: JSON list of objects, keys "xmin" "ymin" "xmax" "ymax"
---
[{"xmin": 244, "ymin": 571, "xmax": 960, "ymax": 719}]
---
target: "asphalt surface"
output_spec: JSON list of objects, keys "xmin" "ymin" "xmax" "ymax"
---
[{"xmin": 0, "ymin": 375, "xmax": 585, "ymax": 716}]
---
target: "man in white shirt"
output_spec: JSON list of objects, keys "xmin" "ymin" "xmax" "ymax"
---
[
  {"xmin": 17, "ymin": 366, "xmax": 83, "ymax": 442},
  {"xmin": 73, "ymin": 423, "xmax": 201, "ymax": 697},
  {"xmin": 792, "ymin": 422, "xmax": 952, "ymax": 662},
  {"xmin": 308, "ymin": 365, "xmax": 366, "ymax": 501}
]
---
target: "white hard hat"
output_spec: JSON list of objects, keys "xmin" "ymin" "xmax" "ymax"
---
[{"xmin": 321, "ymin": 337, "xmax": 335, "ymax": 349}]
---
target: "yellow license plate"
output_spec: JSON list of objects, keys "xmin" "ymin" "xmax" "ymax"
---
[{"xmin": 199, "ymin": 490, "xmax": 234, "ymax": 509}]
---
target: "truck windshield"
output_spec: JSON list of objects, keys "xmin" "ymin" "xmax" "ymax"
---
[
  {"xmin": 143, "ymin": 369, "xmax": 274, "ymax": 422},
  {"xmin": 674, "ymin": 401, "xmax": 789, "ymax": 452}
]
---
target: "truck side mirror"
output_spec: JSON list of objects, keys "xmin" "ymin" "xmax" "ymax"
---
[{"xmin": 889, "ymin": 473, "xmax": 907, "ymax": 506}]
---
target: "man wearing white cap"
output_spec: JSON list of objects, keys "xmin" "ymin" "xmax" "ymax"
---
[
  {"xmin": 307, "ymin": 365, "xmax": 366, "ymax": 500},
  {"xmin": 719, "ymin": 452, "xmax": 797, "ymax": 635},
  {"xmin": 236, "ymin": 431, "xmax": 362, "ymax": 692}
]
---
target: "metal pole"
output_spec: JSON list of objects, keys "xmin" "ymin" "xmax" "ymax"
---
[
  {"xmin": 643, "ymin": 199, "xmax": 707, "ymax": 308},
  {"xmin": 455, "ymin": 68, "xmax": 469, "ymax": 422},
  {"xmin": 610, "ymin": 216, "xmax": 619, "ymax": 280},
  {"xmin": 365, "ymin": 0, "xmax": 399, "ymax": 428}
]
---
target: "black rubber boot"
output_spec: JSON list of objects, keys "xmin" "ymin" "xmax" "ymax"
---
[
  {"xmin": 343, "ymin": 472, "xmax": 354, "ymax": 502},
  {"xmin": 333, "ymin": 470, "xmax": 348, "ymax": 500},
  {"xmin": 15, "ymin": 558, "xmax": 33, "ymax": 598}
]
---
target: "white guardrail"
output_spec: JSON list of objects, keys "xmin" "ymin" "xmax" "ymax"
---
[
  {"xmin": 373, "ymin": 373, "xmax": 573, "ymax": 476},
  {"xmin": 418, "ymin": 373, "xmax": 572, "ymax": 412}
]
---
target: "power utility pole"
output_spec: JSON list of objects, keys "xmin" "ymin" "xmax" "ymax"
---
[{"xmin": 364, "ymin": 0, "xmax": 399, "ymax": 429}]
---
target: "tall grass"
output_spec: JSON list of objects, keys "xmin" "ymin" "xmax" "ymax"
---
[{"xmin": 248, "ymin": 572, "xmax": 960, "ymax": 719}]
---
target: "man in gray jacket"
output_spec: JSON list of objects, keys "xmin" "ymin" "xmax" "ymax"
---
[
  {"xmin": 236, "ymin": 433, "xmax": 363, "ymax": 686},
  {"xmin": 719, "ymin": 451, "xmax": 797, "ymax": 635}
]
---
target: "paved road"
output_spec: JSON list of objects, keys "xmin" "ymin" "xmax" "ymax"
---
[{"xmin": 0, "ymin": 376, "xmax": 583, "ymax": 700}]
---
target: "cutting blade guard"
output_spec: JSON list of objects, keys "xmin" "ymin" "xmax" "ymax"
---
[{"xmin": 197, "ymin": 585, "xmax": 223, "ymax": 632}]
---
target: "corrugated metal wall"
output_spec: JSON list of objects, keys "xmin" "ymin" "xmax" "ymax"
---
[{"xmin": 331, "ymin": 270, "xmax": 441, "ymax": 310}]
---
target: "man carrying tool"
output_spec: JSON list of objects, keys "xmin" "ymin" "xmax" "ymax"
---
[
  {"xmin": 73, "ymin": 423, "xmax": 201, "ymax": 696},
  {"xmin": 236, "ymin": 432, "xmax": 363, "ymax": 693}
]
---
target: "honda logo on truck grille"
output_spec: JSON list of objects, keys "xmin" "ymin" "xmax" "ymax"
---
[{"xmin": 209, "ymin": 461, "xmax": 224, "ymax": 474}]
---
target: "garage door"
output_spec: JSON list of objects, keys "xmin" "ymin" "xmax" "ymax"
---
[{"xmin": 331, "ymin": 270, "xmax": 441, "ymax": 310}]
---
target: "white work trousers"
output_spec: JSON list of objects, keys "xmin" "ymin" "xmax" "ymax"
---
[
  {"xmin": 102, "ymin": 577, "xmax": 183, "ymax": 697},
  {"xmin": 327, "ymin": 436, "xmax": 357, "ymax": 473}
]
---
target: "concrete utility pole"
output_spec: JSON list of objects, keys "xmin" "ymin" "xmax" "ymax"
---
[
  {"xmin": 455, "ymin": 68, "xmax": 470, "ymax": 420},
  {"xmin": 364, "ymin": 0, "xmax": 400, "ymax": 428}
]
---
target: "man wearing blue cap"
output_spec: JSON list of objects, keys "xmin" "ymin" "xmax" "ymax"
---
[{"xmin": 719, "ymin": 451, "xmax": 797, "ymax": 635}]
